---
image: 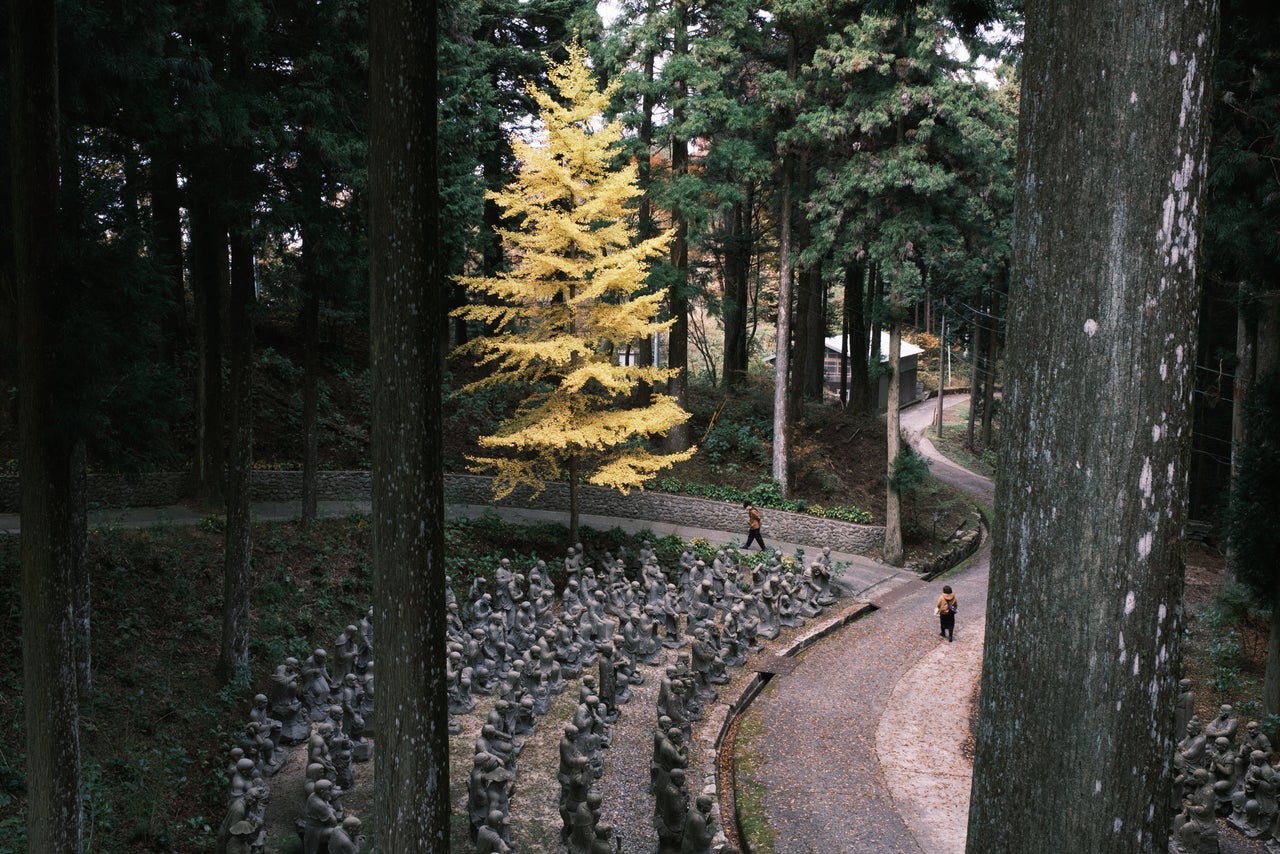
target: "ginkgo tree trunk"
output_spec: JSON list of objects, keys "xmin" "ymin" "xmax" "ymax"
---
[{"xmin": 455, "ymin": 42, "xmax": 694, "ymax": 542}]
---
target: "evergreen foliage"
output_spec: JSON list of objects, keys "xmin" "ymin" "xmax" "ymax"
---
[{"xmin": 455, "ymin": 43, "xmax": 695, "ymax": 498}]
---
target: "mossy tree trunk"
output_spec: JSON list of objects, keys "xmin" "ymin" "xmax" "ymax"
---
[{"xmin": 967, "ymin": 0, "xmax": 1218, "ymax": 848}]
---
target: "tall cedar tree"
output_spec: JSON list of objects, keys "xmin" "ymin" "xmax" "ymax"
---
[
  {"xmin": 369, "ymin": 0, "xmax": 451, "ymax": 847},
  {"xmin": 12, "ymin": 0, "xmax": 85, "ymax": 849},
  {"xmin": 455, "ymin": 43, "xmax": 694, "ymax": 542},
  {"xmin": 967, "ymin": 0, "xmax": 1218, "ymax": 848}
]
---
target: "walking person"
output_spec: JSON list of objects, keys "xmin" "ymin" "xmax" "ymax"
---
[
  {"xmin": 937, "ymin": 585, "xmax": 957, "ymax": 641},
  {"xmin": 743, "ymin": 502, "xmax": 766, "ymax": 551}
]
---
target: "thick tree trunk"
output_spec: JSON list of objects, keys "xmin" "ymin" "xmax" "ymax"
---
[
  {"xmin": 369, "ymin": 0, "xmax": 451, "ymax": 847},
  {"xmin": 298, "ymin": 155, "xmax": 323, "ymax": 528},
  {"xmin": 666, "ymin": 0, "xmax": 692, "ymax": 452},
  {"xmin": 218, "ymin": 222, "xmax": 254, "ymax": 682},
  {"xmin": 723, "ymin": 197, "xmax": 750, "ymax": 389},
  {"xmin": 935, "ymin": 315, "xmax": 946, "ymax": 436},
  {"xmin": 967, "ymin": 1, "xmax": 1218, "ymax": 849},
  {"xmin": 301, "ymin": 278, "xmax": 320, "ymax": 527},
  {"xmin": 568, "ymin": 456, "xmax": 580, "ymax": 545},
  {"xmin": 772, "ymin": 162, "xmax": 793, "ymax": 495},
  {"xmin": 1247, "ymin": 291, "xmax": 1280, "ymax": 708},
  {"xmin": 966, "ymin": 307, "xmax": 981, "ymax": 449},
  {"xmin": 883, "ymin": 303, "xmax": 904, "ymax": 567},
  {"xmin": 70, "ymin": 440, "xmax": 89, "ymax": 699},
  {"xmin": 868, "ymin": 264, "xmax": 883, "ymax": 409},
  {"xmin": 980, "ymin": 287, "xmax": 1000, "ymax": 447},
  {"xmin": 791, "ymin": 262, "xmax": 825, "ymax": 406},
  {"xmin": 12, "ymin": 0, "xmax": 85, "ymax": 848},
  {"xmin": 629, "ymin": 26, "xmax": 658, "ymax": 406},
  {"xmin": 188, "ymin": 179, "xmax": 227, "ymax": 508},
  {"xmin": 846, "ymin": 260, "xmax": 870, "ymax": 416},
  {"xmin": 150, "ymin": 153, "xmax": 187, "ymax": 364},
  {"xmin": 1229, "ymin": 291, "xmax": 1278, "ymax": 580}
]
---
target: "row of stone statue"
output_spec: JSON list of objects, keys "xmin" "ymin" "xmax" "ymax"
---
[
  {"xmin": 1170, "ymin": 680, "xmax": 1280, "ymax": 854},
  {"xmin": 462, "ymin": 540, "xmax": 838, "ymax": 853},
  {"xmin": 216, "ymin": 537, "xmax": 839, "ymax": 853},
  {"xmin": 447, "ymin": 543, "xmax": 837, "ymax": 731},
  {"xmin": 215, "ymin": 610, "xmax": 378, "ymax": 854}
]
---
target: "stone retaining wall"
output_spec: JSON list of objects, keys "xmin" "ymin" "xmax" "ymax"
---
[{"xmin": 0, "ymin": 470, "xmax": 884, "ymax": 554}]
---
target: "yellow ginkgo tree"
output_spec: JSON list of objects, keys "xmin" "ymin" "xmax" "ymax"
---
[{"xmin": 453, "ymin": 42, "xmax": 694, "ymax": 541}]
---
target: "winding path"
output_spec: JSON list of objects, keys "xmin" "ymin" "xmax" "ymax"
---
[{"xmin": 747, "ymin": 397, "xmax": 991, "ymax": 854}]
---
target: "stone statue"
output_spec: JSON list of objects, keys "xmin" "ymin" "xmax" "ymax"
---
[
  {"xmin": 215, "ymin": 783, "xmax": 265, "ymax": 854},
  {"xmin": 223, "ymin": 820, "xmax": 257, "ymax": 854},
  {"xmin": 612, "ymin": 645, "xmax": 637, "ymax": 703},
  {"xmin": 656, "ymin": 667, "xmax": 690, "ymax": 735},
  {"xmin": 661, "ymin": 584, "xmax": 686, "ymax": 649},
  {"xmin": 475, "ymin": 809, "xmax": 512, "ymax": 854},
  {"xmin": 307, "ymin": 724, "xmax": 338, "ymax": 785},
  {"xmin": 1240, "ymin": 720, "xmax": 1274, "ymax": 778},
  {"xmin": 358, "ymin": 607, "xmax": 375, "ymax": 670},
  {"xmin": 328, "ymin": 816, "xmax": 363, "ymax": 854},
  {"xmin": 812, "ymin": 547, "xmax": 837, "ymax": 605},
  {"xmin": 302, "ymin": 779, "xmax": 340, "ymax": 854},
  {"xmin": 596, "ymin": 641, "xmax": 620, "ymax": 722},
  {"xmin": 653, "ymin": 726, "xmax": 688, "ymax": 795},
  {"xmin": 243, "ymin": 720, "xmax": 286, "ymax": 777},
  {"xmin": 654, "ymin": 767, "xmax": 688, "ymax": 854},
  {"xmin": 1210, "ymin": 736, "xmax": 1238, "ymax": 816},
  {"xmin": 1172, "ymin": 768, "xmax": 1218, "ymax": 854},
  {"xmin": 268, "ymin": 657, "xmax": 310, "ymax": 744},
  {"xmin": 568, "ymin": 793, "xmax": 600, "ymax": 854},
  {"xmin": 468, "ymin": 752, "xmax": 513, "ymax": 842},
  {"xmin": 1230, "ymin": 749, "xmax": 1278, "ymax": 837},
  {"xmin": 302, "ymin": 648, "xmax": 334, "ymax": 721},
  {"xmin": 227, "ymin": 756, "xmax": 258, "ymax": 804},
  {"xmin": 591, "ymin": 822, "xmax": 617, "ymax": 854},
  {"xmin": 681, "ymin": 794, "xmax": 716, "ymax": 854},
  {"xmin": 1206, "ymin": 704, "xmax": 1240, "ymax": 745},
  {"xmin": 1177, "ymin": 716, "xmax": 1208, "ymax": 772},
  {"xmin": 1174, "ymin": 678, "xmax": 1195, "ymax": 744},
  {"xmin": 333, "ymin": 625, "xmax": 361, "ymax": 684}
]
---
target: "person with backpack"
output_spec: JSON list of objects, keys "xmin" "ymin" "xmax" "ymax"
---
[
  {"xmin": 936, "ymin": 585, "xmax": 958, "ymax": 641},
  {"xmin": 743, "ymin": 502, "xmax": 765, "ymax": 551}
]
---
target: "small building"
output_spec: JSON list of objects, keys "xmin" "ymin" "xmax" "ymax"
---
[{"xmin": 823, "ymin": 332, "xmax": 923, "ymax": 411}]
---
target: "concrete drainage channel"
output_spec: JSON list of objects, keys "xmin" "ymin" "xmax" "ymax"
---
[{"xmin": 713, "ymin": 601, "xmax": 880, "ymax": 854}]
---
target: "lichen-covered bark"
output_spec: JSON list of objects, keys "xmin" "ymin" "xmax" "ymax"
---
[
  {"xmin": 967, "ymin": 1, "xmax": 1219, "ymax": 851},
  {"xmin": 12, "ymin": 0, "xmax": 85, "ymax": 849},
  {"xmin": 368, "ymin": 0, "xmax": 451, "ymax": 848}
]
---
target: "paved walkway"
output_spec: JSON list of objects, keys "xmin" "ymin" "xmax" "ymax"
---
[{"xmin": 749, "ymin": 395, "xmax": 991, "ymax": 854}]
